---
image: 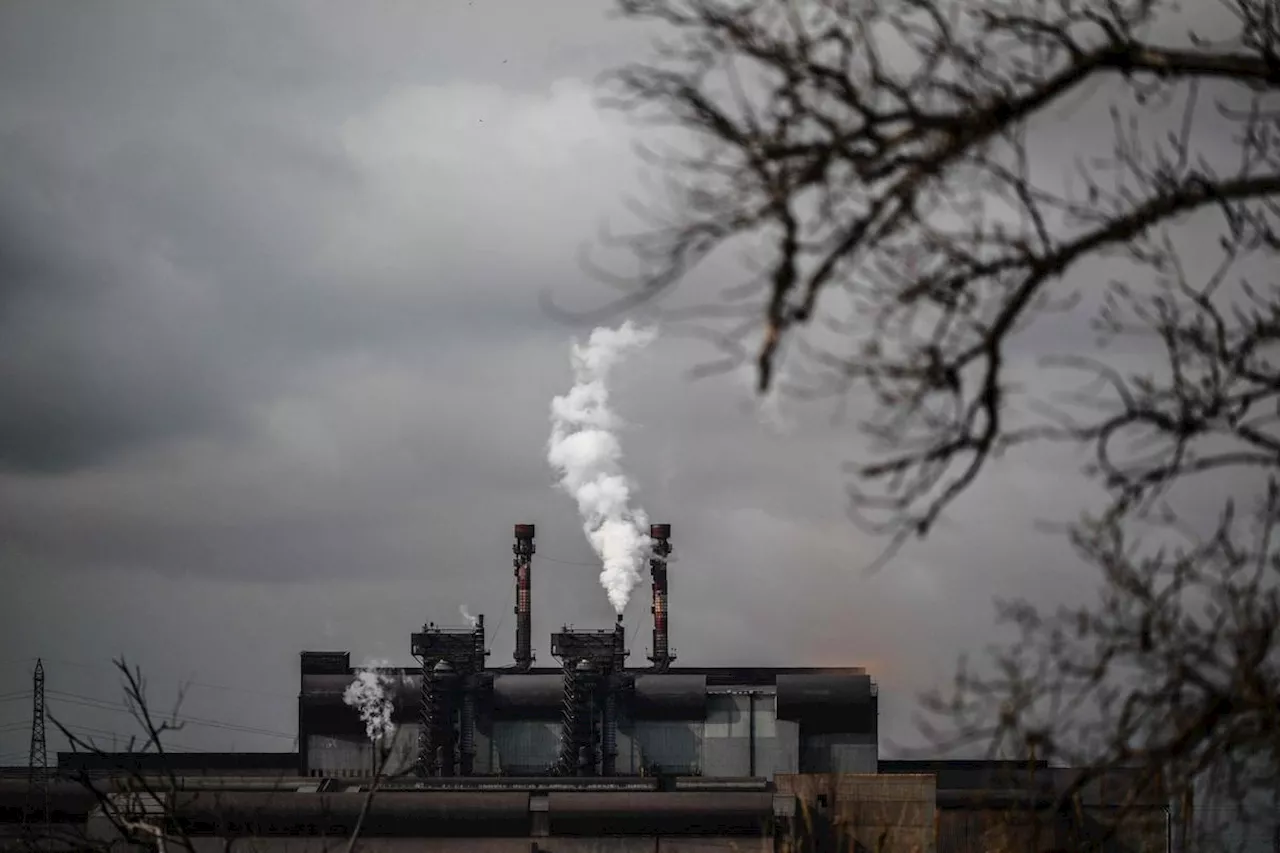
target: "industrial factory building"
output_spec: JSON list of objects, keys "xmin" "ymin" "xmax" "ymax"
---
[
  {"xmin": 300, "ymin": 523, "xmax": 876, "ymax": 781},
  {"xmin": 3, "ymin": 524, "xmax": 1173, "ymax": 852}
]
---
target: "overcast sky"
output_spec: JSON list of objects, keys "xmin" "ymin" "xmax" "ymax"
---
[{"xmin": 0, "ymin": 0, "xmax": 1245, "ymax": 764}]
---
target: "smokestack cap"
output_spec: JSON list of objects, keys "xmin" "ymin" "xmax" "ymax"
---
[
  {"xmin": 514, "ymin": 523, "xmax": 536, "ymax": 539},
  {"xmin": 649, "ymin": 523, "xmax": 671, "ymax": 540}
]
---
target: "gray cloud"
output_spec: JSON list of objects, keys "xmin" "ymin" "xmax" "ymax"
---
[{"xmin": 0, "ymin": 0, "xmax": 1236, "ymax": 763}]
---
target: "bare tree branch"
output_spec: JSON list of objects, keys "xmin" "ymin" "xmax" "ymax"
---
[{"xmin": 601, "ymin": 0, "xmax": 1280, "ymax": 847}]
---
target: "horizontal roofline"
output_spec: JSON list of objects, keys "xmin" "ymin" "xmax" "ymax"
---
[
  {"xmin": 299, "ymin": 665, "xmax": 870, "ymax": 688},
  {"xmin": 301, "ymin": 663, "xmax": 866, "ymax": 675}
]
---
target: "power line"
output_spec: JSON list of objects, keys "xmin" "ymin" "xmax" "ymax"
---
[
  {"xmin": 44, "ymin": 690, "xmax": 295, "ymax": 741},
  {"xmin": 48, "ymin": 693, "xmax": 296, "ymax": 741},
  {"xmin": 26, "ymin": 658, "xmax": 48, "ymax": 833},
  {"xmin": 539, "ymin": 554, "xmax": 602, "ymax": 568},
  {"xmin": 1, "ymin": 657, "xmax": 294, "ymax": 700},
  {"xmin": 56, "ymin": 722, "xmax": 213, "ymax": 754}
]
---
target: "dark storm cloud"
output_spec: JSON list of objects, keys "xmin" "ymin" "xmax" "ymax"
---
[
  {"xmin": 0, "ymin": 0, "xmax": 650, "ymax": 475},
  {"xmin": 0, "ymin": 0, "xmax": 1233, "ymax": 762},
  {"xmin": 0, "ymin": 0, "xmax": 678, "ymax": 750}
]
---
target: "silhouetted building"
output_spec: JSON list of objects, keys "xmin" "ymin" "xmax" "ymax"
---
[{"xmin": 0, "ymin": 524, "xmax": 1180, "ymax": 852}]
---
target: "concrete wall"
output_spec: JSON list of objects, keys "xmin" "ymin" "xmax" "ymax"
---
[
  {"xmin": 777, "ymin": 773, "xmax": 937, "ymax": 853},
  {"xmin": 800, "ymin": 731, "xmax": 877, "ymax": 774}
]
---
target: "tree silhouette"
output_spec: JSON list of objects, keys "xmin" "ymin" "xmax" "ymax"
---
[{"xmin": 600, "ymin": 1, "xmax": 1280, "ymax": 848}]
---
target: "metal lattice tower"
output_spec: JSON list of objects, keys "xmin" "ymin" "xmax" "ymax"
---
[
  {"xmin": 416, "ymin": 655, "xmax": 435, "ymax": 777},
  {"xmin": 25, "ymin": 658, "xmax": 49, "ymax": 832},
  {"xmin": 556, "ymin": 657, "xmax": 578, "ymax": 774}
]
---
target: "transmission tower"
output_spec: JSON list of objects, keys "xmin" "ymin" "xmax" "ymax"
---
[{"xmin": 25, "ymin": 658, "xmax": 48, "ymax": 835}]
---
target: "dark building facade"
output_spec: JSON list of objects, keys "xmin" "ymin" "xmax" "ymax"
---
[{"xmin": 299, "ymin": 654, "xmax": 879, "ymax": 781}]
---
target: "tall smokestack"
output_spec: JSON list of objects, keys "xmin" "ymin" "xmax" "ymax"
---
[
  {"xmin": 648, "ymin": 523, "xmax": 674, "ymax": 670},
  {"xmin": 513, "ymin": 524, "xmax": 535, "ymax": 670}
]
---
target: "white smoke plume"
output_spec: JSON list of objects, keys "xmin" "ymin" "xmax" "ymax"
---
[
  {"xmin": 548, "ymin": 321, "xmax": 657, "ymax": 613},
  {"xmin": 459, "ymin": 604, "xmax": 479, "ymax": 628},
  {"xmin": 343, "ymin": 662, "xmax": 396, "ymax": 742}
]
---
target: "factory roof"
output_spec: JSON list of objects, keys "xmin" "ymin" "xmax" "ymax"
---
[{"xmin": 300, "ymin": 652, "xmax": 868, "ymax": 686}]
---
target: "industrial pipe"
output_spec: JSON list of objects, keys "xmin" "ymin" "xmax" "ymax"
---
[
  {"xmin": 775, "ymin": 673, "xmax": 874, "ymax": 720},
  {"xmin": 0, "ymin": 781, "xmax": 99, "ymax": 823},
  {"xmin": 492, "ymin": 674, "xmax": 564, "ymax": 715},
  {"xmin": 547, "ymin": 791, "xmax": 775, "ymax": 836},
  {"xmin": 631, "ymin": 674, "xmax": 707, "ymax": 719},
  {"xmin": 513, "ymin": 524, "xmax": 535, "ymax": 670},
  {"xmin": 168, "ymin": 791, "xmax": 530, "ymax": 837}
]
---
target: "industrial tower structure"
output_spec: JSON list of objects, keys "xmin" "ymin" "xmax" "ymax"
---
[
  {"xmin": 308, "ymin": 522, "xmax": 879, "ymax": 783},
  {"xmin": 413, "ymin": 617, "xmax": 489, "ymax": 776},
  {"xmin": 25, "ymin": 658, "xmax": 48, "ymax": 835}
]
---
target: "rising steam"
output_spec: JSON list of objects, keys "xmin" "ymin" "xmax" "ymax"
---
[
  {"xmin": 548, "ymin": 321, "xmax": 657, "ymax": 613},
  {"xmin": 343, "ymin": 663, "xmax": 396, "ymax": 742},
  {"xmin": 459, "ymin": 604, "xmax": 479, "ymax": 628}
]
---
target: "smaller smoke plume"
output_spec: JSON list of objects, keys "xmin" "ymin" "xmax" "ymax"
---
[
  {"xmin": 548, "ymin": 321, "xmax": 657, "ymax": 614},
  {"xmin": 344, "ymin": 662, "xmax": 396, "ymax": 742},
  {"xmin": 459, "ymin": 604, "xmax": 479, "ymax": 628}
]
